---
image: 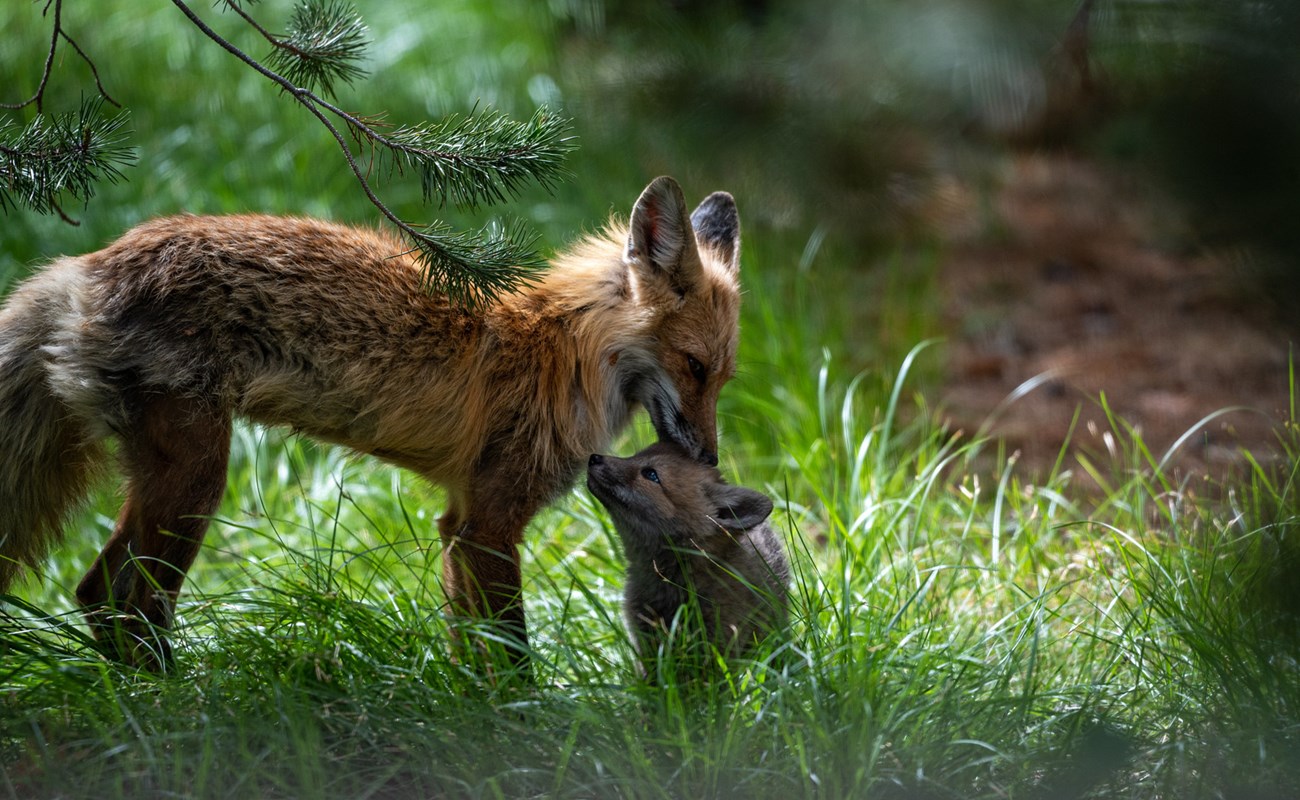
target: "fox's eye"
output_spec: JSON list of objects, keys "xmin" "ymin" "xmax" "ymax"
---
[
  {"xmin": 641, "ymin": 466, "xmax": 661, "ymax": 484},
  {"xmin": 686, "ymin": 355, "xmax": 707, "ymax": 383}
]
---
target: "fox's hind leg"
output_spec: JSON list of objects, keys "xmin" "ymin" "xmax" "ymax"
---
[
  {"xmin": 76, "ymin": 393, "xmax": 231, "ymax": 669},
  {"xmin": 439, "ymin": 488, "xmax": 539, "ymax": 675}
]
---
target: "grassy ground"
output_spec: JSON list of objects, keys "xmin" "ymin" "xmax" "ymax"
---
[{"xmin": 4, "ymin": 2, "xmax": 1300, "ymax": 798}]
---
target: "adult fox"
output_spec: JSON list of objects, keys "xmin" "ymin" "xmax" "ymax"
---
[{"xmin": 0, "ymin": 176, "xmax": 744, "ymax": 669}]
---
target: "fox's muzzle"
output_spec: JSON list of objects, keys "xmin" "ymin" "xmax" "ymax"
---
[
  {"xmin": 645, "ymin": 396, "xmax": 717, "ymax": 467},
  {"xmin": 586, "ymin": 451, "xmax": 612, "ymax": 486},
  {"xmin": 586, "ymin": 452, "xmax": 624, "ymax": 507}
]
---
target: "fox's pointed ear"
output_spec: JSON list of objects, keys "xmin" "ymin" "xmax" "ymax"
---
[
  {"xmin": 626, "ymin": 176, "xmax": 703, "ymax": 298},
  {"xmin": 690, "ymin": 191, "xmax": 741, "ymax": 275},
  {"xmin": 710, "ymin": 484, "xmax": 774, "ymax": 534}
]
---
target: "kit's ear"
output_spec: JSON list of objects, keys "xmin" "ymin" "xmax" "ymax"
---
[
  {"xmin": 690, "ymin": 191, "xmax": 741, "ymax": 275},
  {"xmin": 710, "ymin": 483, "xmax": 774, "ymax": 533},
  {"xmin": 626, "ymin": 176, "xmax": 703, "ymax": 298}
]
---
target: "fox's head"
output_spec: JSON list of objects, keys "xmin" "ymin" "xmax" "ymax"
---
[
  {"xmin": 620, "ymin": 177, "xmax": 742, "ymax": 467},
  {"xmin": 586, "ymin": 442, "xmax": 773, "ymax": 556}
]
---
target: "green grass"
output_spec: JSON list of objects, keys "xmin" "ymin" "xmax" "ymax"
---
[
  {"xmin": 0, "ymin": 353, "xmax": 1294, "ymax": 796},
  {"xmin": 4, "ymin": 2, "xmax": 1300, "ymax": 798},
  {"xmin": 4, "ymin": 330, "xmax": 1297, "ymax": 798}
]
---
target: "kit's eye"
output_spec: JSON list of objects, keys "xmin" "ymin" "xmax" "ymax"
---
[
  {"xmin": 641, "ymin": 466, "xmax": 660, "ymax": 484},
  {"xmin": 686, "ymin": 355, "xmax": 707, "ymax": 383}
]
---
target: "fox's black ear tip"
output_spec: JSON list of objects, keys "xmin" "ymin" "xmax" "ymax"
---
[
  {"xmin": 690, "ymin": 191, "xmax": 741, "ymax": 271},
  {"xmin": 692, "ymin": 192, "xmax": 736, "ymax": 227},
  {"xmin": 697, "ymin": 191, "xmax": 736, "ymax": 211}
]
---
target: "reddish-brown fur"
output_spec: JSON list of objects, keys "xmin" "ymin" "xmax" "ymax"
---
[{"xmin": 0, "ymin": 177, "xmax": 744, "ymax": 669}]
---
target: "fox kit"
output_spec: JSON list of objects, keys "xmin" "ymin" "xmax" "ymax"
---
[
  {"xmin": 0, "ymin": 176, "xmax": 745, "ymax": 668},
  {"xmin": 586, "ymin": 442, "xmax": 790, "ymax": 674}
]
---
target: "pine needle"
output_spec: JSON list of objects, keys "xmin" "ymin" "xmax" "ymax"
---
[
  {"xmin": 406, "ymin": 218, "xmax": 549, "ymax": 308},
  {"xmin": 379, "ymin": 106, "xmax": 575, "ymax": 212},
  {"xmin": 265, "ymin": 0, "xmax": 368, "ymax": 98},
  {"xmin": 0, "ymin": 97, "xmax": 135, "ymax": 216}
]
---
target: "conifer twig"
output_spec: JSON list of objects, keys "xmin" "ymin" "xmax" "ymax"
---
[
  {"xmin": 6, "ymin": 0, "xmax": 573, "ymax": 306},
  {"xmin": 0, "ymin": 97, "xmax": 135, "ymax": 218},
  {"xmin": 2, "ymin": 0, "xmax": 130, "ymax": 225},
  {"xmin": 2, "ymin": 0, "xmax": 120, "ymax": 113},
  {"xmin": 2, "ymin": 0, "xmax": 63, "ymax": 113},
  {"xmin": 171, "ymin": 0, "xmax": 572, "ymax": 306}
]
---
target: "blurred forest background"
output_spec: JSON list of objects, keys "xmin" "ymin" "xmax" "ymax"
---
[
  {"xmin": 5, "ymin": 3, "xmax": 1300, "ymax": 797},
  {"xmin": 3, "ymin": 0, "xmax": 1295, "ymax": 480}
]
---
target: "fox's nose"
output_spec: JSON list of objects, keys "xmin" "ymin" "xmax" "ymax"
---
[
  {"xmin": 588, "ymin": 453, "xmax": 604, "ymax": 466},
  {"xmin": 701, "ymin": 451, "xmax": 718, "ymax": 467}
]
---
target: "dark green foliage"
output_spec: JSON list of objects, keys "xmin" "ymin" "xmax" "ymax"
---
[
  {"xmin": 263, "ymin": 0, "xmax": 368, "ymax": 99},
  {"xmin": 391, "ymin": 107, "xmax": 574, "ymax": 213},
  {"xmin": 407, "ymin": 218, "xmax": 548, "ymax": 309},
  {"xmin": 0, "ymin": 98, "xmax": 135, "ymax": 218}
]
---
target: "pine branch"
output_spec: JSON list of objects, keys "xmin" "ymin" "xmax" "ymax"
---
[
  {"xmin": 221, "ymin": 0, "xmax": 367, "ymax": 99},
  {"xmin": 0, "ymin": 98, "xmax": 135, "ymax": 219},
  {"xmin": 6, "ymin": 0, "xmax": 573, "ymax": 307},
  {"xmin": 2, "ymin": 0, "xmax": 126, "ymax": 224},
  {"xmin": 409, "ymin": 219, "xmax": 550, "ymax": 309},
  {"xmin": 379, "ymin": 107, "xmax": 575, "ymax": 211},
  {"xmin": 1, "ymin": 0, "xmax": 61, "ymax": 112},
  {"xmin": 266, "ymin": 0, "xmax": 368, "ymax": 99},
  {"xmin": 176, "ymin": 0, "xmax": 574, "ymax": 307},
  {"xmin": 57, "ymin": 29, "xmax": 122, "ymax": 108},
  {"xmin": 2, "ymin": 0, "xmax": 120, "ymax": 113}
]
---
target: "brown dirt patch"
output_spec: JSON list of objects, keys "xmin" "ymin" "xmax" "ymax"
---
[{"xmin": 936, "ymin": 152, "xmax": 1293, "ymax": 482}]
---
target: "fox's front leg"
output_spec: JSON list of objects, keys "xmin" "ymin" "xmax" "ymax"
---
[{"xmin": 438, "ymin": 492, "xmax": 537, "ymax": 672}]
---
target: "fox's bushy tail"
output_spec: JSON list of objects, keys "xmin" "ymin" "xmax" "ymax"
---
[{"xmin": 0, "ymin": 259, "xmax": 107, "ymax": 592}]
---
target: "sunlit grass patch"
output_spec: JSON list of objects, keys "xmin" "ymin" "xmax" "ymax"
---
[{"xmin": 4, "ymin": 343, "xmax": 1296, "ymax": 798}]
